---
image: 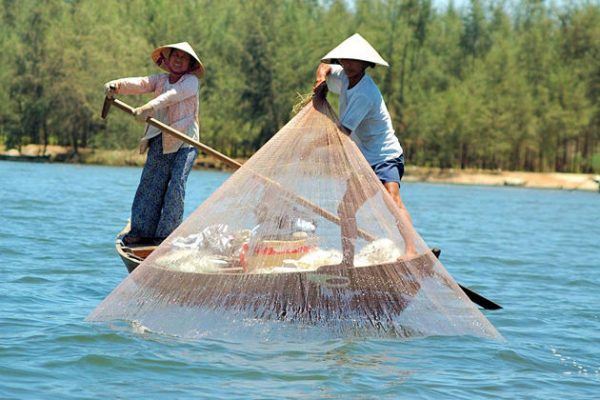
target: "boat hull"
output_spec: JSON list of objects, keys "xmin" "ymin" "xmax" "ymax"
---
[
  {"xmin": 115, "ymin": 224, "xmax": 154, "ymax": 273},
  {"xmin": 128, "ymin": 253, "xmax": 437, "ymax": 325}
]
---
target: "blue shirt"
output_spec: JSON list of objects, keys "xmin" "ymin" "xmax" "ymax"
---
[{"xmin": 326, "ymin": 65, "xmax": 402, "ymax": 165}]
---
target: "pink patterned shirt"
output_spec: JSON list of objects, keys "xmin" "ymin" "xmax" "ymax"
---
[{"xmin": 112, "ymin": 73, "xmax": 200, "ymax": 154}]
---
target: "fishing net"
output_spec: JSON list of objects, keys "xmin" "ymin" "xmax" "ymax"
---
[{"xmin": 88, "ymin": 100, "xmax": 501, "ymax": 340}]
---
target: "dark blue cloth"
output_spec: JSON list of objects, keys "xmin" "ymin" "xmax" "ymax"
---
[
  {"xmin": 128, "ymin": 135, "xmax": 198, "ymax": 239},
  {"xmin": 371, "ymin": 154, "xmax": 405, "ymax": 184}
]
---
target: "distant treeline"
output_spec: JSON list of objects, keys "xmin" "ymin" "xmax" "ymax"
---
[{"xmin": 0, "ymin": 0, "xmax": 598, "ymax": 172}]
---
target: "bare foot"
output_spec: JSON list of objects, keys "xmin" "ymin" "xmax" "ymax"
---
[{"xmin": 396, "ymin": 249, "xmax": 418, "ymax": 261}]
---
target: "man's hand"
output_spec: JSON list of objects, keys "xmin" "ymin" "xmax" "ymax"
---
[
  {"xmin": 312, "ymin": 81, "xmax": 329, "ymax": 109},
  {"xmin": 133, "ymin": 103, "xmax": 153, "ymax": 123},
  {"xmin": 312, "ymin": 63, "xmax": 332, "ymax": 108},
  {"xmin": 313, "ymin": 80, "xmax": 328, "ymax": 98},
  {"xmin": 313, "ymin": 77, "xmax": 327, "ymax": 92},
  {"xmin": 313, "ymin": 63, "xmax": 332, "ymax": 96}
]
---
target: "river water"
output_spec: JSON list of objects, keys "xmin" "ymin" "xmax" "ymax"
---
[{"xmin": 1, "ymin": 161, "xmax": 598, "ymax": 399}]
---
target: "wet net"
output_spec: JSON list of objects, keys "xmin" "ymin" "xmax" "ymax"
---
[{"xmin": 88, "ymin": 100, "xmax": 501, "ymax": 340}]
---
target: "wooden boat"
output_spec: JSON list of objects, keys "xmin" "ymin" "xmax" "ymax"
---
[
  {"xmin": 114, "ymin": 226, "xmax": 436, "ymax": 325},
  {"xmin": 115, "ymin": 223, "xmax": 157, "ymax": 274},
  {"xmin": 116, "ymin": 223, "xmax": 433, "ymax": 275},
  {"xmin": 130, "ymin": 255, "xmax": 437, "ymax": 325},
  {"xmin": 115, "ymin": 224, "xmax": 501, "ymax": 311}
]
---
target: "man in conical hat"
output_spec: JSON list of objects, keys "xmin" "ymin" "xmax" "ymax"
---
[
  {"xmin": 103, "ymin": 42, "xmax": 204, "ymax": 246},
  {"xmin": 313, "ymin": 33, "xmax": 416, "ymax": 259}
]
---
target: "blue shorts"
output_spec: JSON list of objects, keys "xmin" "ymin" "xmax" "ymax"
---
[{"xmin": 371, "ymin": 155, "xmax": 405, "ymax": 184}]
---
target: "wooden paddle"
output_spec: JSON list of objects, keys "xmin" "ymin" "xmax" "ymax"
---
[
  {"xmin": 102, "ymin": 97, "xmax": 241, "ymax": 169},
  {"xmin": 432, "ymin": 248, "xmax": 502, "ymax": 310},
  {"xmin": 102, "ymin": 96, "xmax": 502, "ymax": 311}
]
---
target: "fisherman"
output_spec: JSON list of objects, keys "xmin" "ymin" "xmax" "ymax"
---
[
  {"xmin": 312, "ymin": 33, "xmax": 417, "ymax": 262},
  {"xmin": 104, "ymin": 42, "xmax": 203, "ymax": 246}
]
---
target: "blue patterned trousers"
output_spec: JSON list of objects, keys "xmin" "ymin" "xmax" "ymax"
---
[{"xmin": 128, "ymin": 135, "xmax": 198, "ymax": 240}]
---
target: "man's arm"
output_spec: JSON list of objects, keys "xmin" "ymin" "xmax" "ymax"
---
[
  {"xmin": 313, "ymin": 63, "xmax": 332, "ymax": 100},
  {"xmin": 314, "ymin": 63, "xmax": 332, "ymax": 91}
]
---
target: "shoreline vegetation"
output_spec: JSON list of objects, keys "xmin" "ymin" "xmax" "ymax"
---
[
  {"xmin": 1, "ymin": 2, "xmax": 598, "ymax": 177},
  {"xmin": 3, "ymin": 145, "xmax": 599, "ymax": 193}
]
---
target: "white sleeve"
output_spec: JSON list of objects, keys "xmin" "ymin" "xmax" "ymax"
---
[
  {"xmin": 113, "ymin": 75, "xmax": 157, "ymax": 95},
  {"xmin": 326, "ymin": 65, "xmax": 344, "ymax": 95}
]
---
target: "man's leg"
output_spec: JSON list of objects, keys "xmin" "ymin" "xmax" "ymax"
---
[
  {"xmin": 155, "ymin": 146, "xmax": 198, "ymax": 239},
  {"xmin": 337, "ymin": 173, "xmax": 368, "ymax": 266},
  {"xmin": 127, "ymin": 137, "xmax": 173, "ymax": 242},
  {"xmin": 382, "ymin": 181, "xmax": 417, "ymax": 256}
]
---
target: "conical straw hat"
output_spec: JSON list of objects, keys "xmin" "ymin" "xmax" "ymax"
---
[
  {"xmin": 321, "ymin": 33, "xmax": 389, "ymax": 67},
  {"xmin": 151, "ymin": 41, "xmax": 205, "ymax": 78}
]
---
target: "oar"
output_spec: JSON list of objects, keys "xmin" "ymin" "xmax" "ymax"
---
[
  {"xmin": 458, "ymin": 285, "xmax": 502, "ymax": 310},
  {"xmin": 432, "ymin": 248, "xmax": 502, "ymax": 310},
  {"xmin": 101, "ymin": 97, "xmax": 374, "ymax": 241},
  {"xmin": 102, "ymin": 97, "xmax": 241, "ymax": 170}
]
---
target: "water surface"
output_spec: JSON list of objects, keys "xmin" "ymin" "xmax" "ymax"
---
[{"xmin": 1, "ymin": 161, "xmax": 598, "ymax": 399}]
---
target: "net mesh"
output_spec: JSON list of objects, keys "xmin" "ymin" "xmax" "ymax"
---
[{"xmin": 88, "ymin": 101, "xmax": 501, "ymax": 340}]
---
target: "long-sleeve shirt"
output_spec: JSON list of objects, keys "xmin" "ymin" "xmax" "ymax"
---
[{"xmin": 112, "ymin": 73, "xmax": 200, "ymax": 154}]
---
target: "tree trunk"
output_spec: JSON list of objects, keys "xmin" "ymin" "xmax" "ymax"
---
[{"xmin": 42, "ymin": 119, "xmax": 48, "ymax": 156}]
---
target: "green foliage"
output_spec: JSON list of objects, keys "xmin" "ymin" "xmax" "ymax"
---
[{"xmin": 0, "ymin": 0, "xmax": 598, "ymax": 172}]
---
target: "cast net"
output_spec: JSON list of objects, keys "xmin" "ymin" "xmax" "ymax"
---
[{"xmin": 88, "ymin": 100, "xmax": 501, "ymax": 340}]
